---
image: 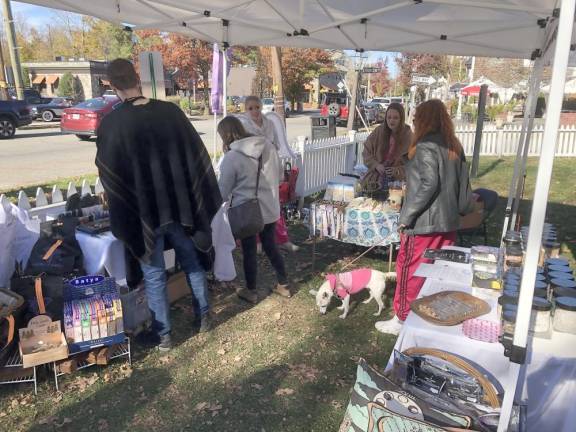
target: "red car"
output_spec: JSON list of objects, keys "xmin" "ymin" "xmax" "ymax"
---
[{"xmin": 60, "ymin": 96, "xmax": 120, "ymax": 140}]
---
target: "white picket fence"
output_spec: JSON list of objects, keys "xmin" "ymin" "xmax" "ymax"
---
[{"xmin": 2, "ymin": 125, "xmax": 575, "ymax": 221}]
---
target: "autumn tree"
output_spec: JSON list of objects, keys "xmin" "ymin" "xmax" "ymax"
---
[
  {"xmin": 368, "ymin": 58, "xmax": 391, "ymax": 97},
  {"xmin": 474, "ymin": 57, "xmax": 529, "ymax": 87},
  {"xmin": 252, "ymin": 47, "xmax": 272, "ymax": 97},
  {"xmin": 395, "ymin": 53, "xmax": 449, "ymax": 93},
  {"xmin": 281, "ymin": 48, "xmax": 333, "ymax": 107}
]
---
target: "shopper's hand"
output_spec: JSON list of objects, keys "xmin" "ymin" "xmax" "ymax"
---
[{"xmin": 397, "ymin": 224, "xmax": 406, "ymax": 233}]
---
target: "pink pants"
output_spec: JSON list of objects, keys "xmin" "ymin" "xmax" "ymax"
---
[{"xmin": 393, "ymin": 231, "xmax": 456, "ymax": 321}]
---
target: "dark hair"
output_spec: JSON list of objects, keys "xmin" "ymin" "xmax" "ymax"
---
[
  {"xmin": 217, "ymin": 116, "xmax": 252, "ymax": 151},
  {"xmin": 107, "ymin": 58, "xmax": 139, "ymax": 91},
  {"xmin": 409, "ymin": 99, "xmax": 463, "ymax": 160}
]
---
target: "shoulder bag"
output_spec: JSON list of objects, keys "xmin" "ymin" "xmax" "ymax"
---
[{"xmin": 228, "ymin": 155, "xmax": 264, "ymax": 239}]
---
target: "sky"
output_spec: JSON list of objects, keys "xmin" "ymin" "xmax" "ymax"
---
[{"xmin": 12, "ymin": 2, "xmax": 399, "ymax": 76}]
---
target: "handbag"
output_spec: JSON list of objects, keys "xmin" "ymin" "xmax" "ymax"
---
[{"xmin": 228, "ymin": 155, "xmax": 264, "ymax": 240}]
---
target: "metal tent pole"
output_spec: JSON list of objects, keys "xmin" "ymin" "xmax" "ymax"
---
[
  {"xmin": 497, "ymin": 1, "xmax": 575, "ymax": 430},
  {"xmin": 510, "ymin": 60, "xmax": 545, "ymax": 230},
  {"xmin": 500, "ymin": 58, "xmax": 543, "ymax": 241},
  {"xmin": 222, "ymin": 47, "xmax": 228, "ymax": 118}
]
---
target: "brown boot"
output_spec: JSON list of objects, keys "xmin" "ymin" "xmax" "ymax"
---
[
  {"xmin": 273, "ymin": 284, "xmax": 291, "ymax": 298},
  {"xmin": 237, "ymin": 288, "xmax": 258, "ymax": 304}
]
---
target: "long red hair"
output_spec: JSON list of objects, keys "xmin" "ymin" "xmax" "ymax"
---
[{"xmin": 408, "ymin": 99, "xmax": 463, "ymax": 160}]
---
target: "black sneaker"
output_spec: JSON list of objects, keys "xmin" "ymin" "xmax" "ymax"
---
[
  {"xmin": 158, "ymin": 334, "xmax": 173, "ymax": 352},
  {"xmin": 199, "ymin": 313, "xmax": 212, "ymax": 333}
]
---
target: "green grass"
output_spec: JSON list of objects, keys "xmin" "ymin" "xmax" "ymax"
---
[
  {"xmin": 1, "ymin": 174, "xmax": 99, "ymax": 203},
  {"xmin": 0, "ymin": 156, "xmax": 575, "ymax": 431}
]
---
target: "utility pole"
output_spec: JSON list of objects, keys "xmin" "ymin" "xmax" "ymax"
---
[
  {"xmin": 0, "ymin": 37, "xmax": 8, "ymax": 99},
  {"xmin": 347, "ymin": 68, "xmax": 360, "ymax": 130},
  {"xmin": 1, "ymin": 0, "xmax": 24, "ymax": 99},
  {"xmin": 270, "ymin": 46, "xmax": 286, "ymax": 123}
]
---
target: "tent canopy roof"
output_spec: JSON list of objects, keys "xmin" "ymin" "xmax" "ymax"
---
[{"xmin": 20, "ymin": 1, "xmax": 560, "ymax": 59}]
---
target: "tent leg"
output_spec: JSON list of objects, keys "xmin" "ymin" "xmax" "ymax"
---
[
  {"xmin": 498, "ymin": 1, "xmax": 576, "ymax": 431},
  {"xmin": 510, "ymin": 60, "xmax": 544, "ymax": 230},
  {"xmin": 500, "ymin": 58, "xmax": 543, "ymax": 241}
]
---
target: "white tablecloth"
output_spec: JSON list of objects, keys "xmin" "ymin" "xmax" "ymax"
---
[{"xmin": 386, "ymin": 255, "xmax": 576, "ymax": 432}]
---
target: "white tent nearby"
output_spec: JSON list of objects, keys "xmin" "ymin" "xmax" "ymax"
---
[
  {"xmin": 17, "ymin": 1, "xmax": 576, "ymax": 431},
  {"xmin": 541, "ymin": 76, "xmax": 576, "ymax": 93}
]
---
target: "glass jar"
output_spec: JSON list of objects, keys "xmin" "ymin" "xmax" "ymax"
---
[
  {"xmin": 531, "ymin": 297, "xmax": 552, "ymax": 334},
  {"xmin": 553, "ymin": 297, "xmax": 576, "ymax": 334},
  {"xmin": 505, "ymin": 245, "xmax": 524, "ymax": 269},
  {"xmin": 553, "ymin": 287, "xmax": 576, "ymax": 299},
  {"xmin": 498, "ymin": 292, "xmax": 519, "ymax": 316},
  {"xmin": 501, "ymin": 309, "xmax": 517, "ymax": 335}
]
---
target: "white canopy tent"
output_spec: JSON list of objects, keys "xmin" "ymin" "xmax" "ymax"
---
[{"xmin": 17, "ymin": 1, "xmax": 575, "ymax": 431}]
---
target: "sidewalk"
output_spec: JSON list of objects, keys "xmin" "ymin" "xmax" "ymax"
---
[{"xmin": 21, "ymin": 121, "xmax": 60, "ymax": 130}]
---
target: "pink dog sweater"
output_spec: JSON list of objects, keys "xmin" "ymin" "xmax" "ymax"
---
[{"xmin": 326, "ymin": 268, "xmax": 373, "ymax": 299}]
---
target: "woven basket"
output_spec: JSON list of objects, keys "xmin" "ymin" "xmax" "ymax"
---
[{"xmin": 410, "ymin": 291, "xmax": 491, "ymax": 326}]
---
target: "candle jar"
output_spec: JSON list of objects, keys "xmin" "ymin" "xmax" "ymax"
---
[
  {"xmin": 505, "ymin": 245, "xmax": 524, "ymax": 270},
  {"xmin": 531, "ymin": 297, "xmax": 552, "ymax": 337},
  {"xmin": 553, "ymin": 297, "xmax": 576, "ymax": 334}
]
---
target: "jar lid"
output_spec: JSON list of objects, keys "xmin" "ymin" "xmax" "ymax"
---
[
  {"xmin": 553, "ymin": 287, "xmax": 576, "ymax": 298},
  {"xmin": 506, "ymin": 268, "xmax": 522, "ymax": 277},
  {"xmin": 502, "ymin": 290, "xmax": 519, "ymax": 299},
  {"xmin": 555, "ymin": 297, "xmax": 576, "ymax": 312},
  {"xmin": 504, "ymin": 283, "xmax": 519, "ymax": 293},
  {"xmin": 503, "ymin": 303, "xmax": 518, "ymax": 314},
  {"xmin": 548, "ymin": 271, "xmax": 574, "ymax": 281},
  {"xmin": 535, "ymin": 273, "xmax": 546, "ymax": 282},
  {"xmin": 546, "ymin": 258, "xmax": 570, "ymax": 267},
  {"xmin": 548, "ymin": 265, "xmax": 573, "ymax": 274},
  {"xmin": 551, "ymin": 278, "xmax": 576, "ymax": 289},
  {"xmin": 534, "ymin": 280, "xmax": 547, "ymax": 290},
  {"xmin": 532, "ymin": 297, "xmax": 552, "ymax": 311},
  {"xmin": 499, "ymin": 294, "xmax": 518, "ymax": 305},
  {"xmin": 503, "ymin": 309, "xmax": 517, "ymax": 322}
]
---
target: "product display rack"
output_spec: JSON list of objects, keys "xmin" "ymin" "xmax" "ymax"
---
[
  {"xmin": 0, "ymin": 349, "xmax": 38, "ymax": 395},
  {"xmin": 52, "ymin": 337, "xmax": 131, "ymax": 391}
]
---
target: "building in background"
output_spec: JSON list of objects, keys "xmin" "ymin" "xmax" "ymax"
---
[{"xmin": 23, "ymin": 59, "xmax": 110, "ymax": 100}]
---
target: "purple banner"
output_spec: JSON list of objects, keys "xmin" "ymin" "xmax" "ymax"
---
[{"xmin": 211, "ymin": 43, "xmax": 223, "ymax": 115}]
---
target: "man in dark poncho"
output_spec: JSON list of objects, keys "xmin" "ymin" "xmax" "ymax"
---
[{"xmin": 96, "ymin": 59, "xmax": 222, "ymax": 351}]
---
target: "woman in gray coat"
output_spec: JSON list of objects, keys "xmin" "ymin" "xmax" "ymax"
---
[{"xmin": 217, "ymin": 116, "xmax": 291, "ymax": 303}]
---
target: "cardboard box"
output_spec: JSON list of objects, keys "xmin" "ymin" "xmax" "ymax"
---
[
  {"xmin": 167, "ymin": 272, "xmax": 190, "ymax": 304},
  {"xmin": 19, "ymin": 315, "xmax": 68, "ymax": 368}
]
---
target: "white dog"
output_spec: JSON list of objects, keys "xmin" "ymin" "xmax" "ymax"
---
[{"xmin": 315, "ymin": 268, "xmax": 395, "ymax": 319}]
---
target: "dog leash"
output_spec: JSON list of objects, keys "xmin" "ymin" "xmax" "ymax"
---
[{"xmin": 339, "ymin": 237, "xmax": 393, "ymax": 273}]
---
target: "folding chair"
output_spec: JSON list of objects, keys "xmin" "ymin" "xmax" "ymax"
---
[{"xmin": 458, "ymin": 188, "xmax": 499, "ymax": 246}]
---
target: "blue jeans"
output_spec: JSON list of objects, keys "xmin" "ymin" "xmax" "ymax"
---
[{"xmin": 139, "ymin": 223, "xmax": 209, "ymax": 336}]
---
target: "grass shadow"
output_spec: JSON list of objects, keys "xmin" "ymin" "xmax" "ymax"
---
[{"xmin": 475, "ymin": 158, "xmax": 504, "ymax": 179}]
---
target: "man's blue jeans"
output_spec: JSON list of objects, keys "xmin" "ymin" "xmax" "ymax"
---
[{"xmin": 139, "ymin": 223, "xmax": 209, "ymax": 336}]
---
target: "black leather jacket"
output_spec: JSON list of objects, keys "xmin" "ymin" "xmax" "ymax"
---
[{"xmin": 399, "ymin": 132, "xmax": 474, "ymax": 235}]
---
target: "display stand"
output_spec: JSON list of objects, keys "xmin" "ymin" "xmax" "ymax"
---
[
  {"xmin": 51, "ymin": 337, "xmax": 131, "ymax": 392},
  {"xmin": 0, "ymin": 348, "xmax": 38, "ymax": 395}
]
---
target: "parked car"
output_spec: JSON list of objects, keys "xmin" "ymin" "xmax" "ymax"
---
[
  {"xmin": 36, "ymin": 97, "xmax": 74, "ymax": 122},
  {"xmin": 320, "ymin": 92, "xmax": 366, "ymax": 126},
  {"xmin": 362, "ymin": 102, "xmax": 385, "ymax": 124},
  {"xmin": 26, "ymin": 96, "xmax": 54, "ymax": 120},
  {"xmin": 0, "ymin": 99, "xmax": 33, "ymax": 138},
  {"xmin": 371, "ymin": 97, "xmax": 390, "ymax": 110},
  {"xmin": 60, "ymin": 96, "xmax": 121, "ymax": 140},
  {"xmin": 261, "ymin": 97, "xmax": 291, "ymax": 117}
]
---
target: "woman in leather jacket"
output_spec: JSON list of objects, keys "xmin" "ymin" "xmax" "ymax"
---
[{"xmin": 376, "ymin": 99, "xmax": 474, "ymax": 335}]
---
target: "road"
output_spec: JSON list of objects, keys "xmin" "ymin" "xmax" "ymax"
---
[{"xmin": 0, "ymin": 111, "xmax": 347, "ymax": 192}]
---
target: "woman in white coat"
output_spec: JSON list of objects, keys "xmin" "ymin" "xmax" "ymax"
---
[
  {"xmin": 217, "ymin": 116, "xmax": 292, "ymax": 304},
  {"xmin": 239, "ymin": 96, "xmax": 299, "ymax": 253}
]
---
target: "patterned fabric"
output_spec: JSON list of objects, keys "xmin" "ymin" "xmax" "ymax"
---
[
  {"xmin": 462, "ymin": 318, "xmax": 501, "ymax": 343},
  {"xmin": 343, "ymin": 207, "xmax": 400, "ymax": 247}
]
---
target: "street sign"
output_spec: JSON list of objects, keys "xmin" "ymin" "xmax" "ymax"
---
[
  {"xmin": 362, "ymin": 67, "xmax": 380, "ymax": 74},
  {"xmin": 411, "ymin": 75, "xmax": 436, "ymax": 85}
]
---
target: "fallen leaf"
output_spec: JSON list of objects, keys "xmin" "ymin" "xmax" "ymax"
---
[
  {"xmin": 194, "ymin": 402, "xmax": 209, "ymax": 412},
  {"xmin": 274, "ymin": 312, "xmax": 282, "ymax": 320},
  {"xmin": 217, "ymin": 348, "xmax": 226, "ymax": 355},
  {"xmin": 331, "ymin": 400, "xmax": 343, "ymax": 409},
  {"xmin": 234, "ymin": 355, "xmax": 242, "ymax": 362},
  {"xmin": 251, "ymin": 383, "xmax": 263, "ymax": 390},
  {"xmin": 275, "ymin": 388, "xmax": 295, "ymax": 396}
]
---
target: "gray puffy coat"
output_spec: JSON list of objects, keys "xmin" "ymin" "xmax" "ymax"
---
[
  {"xmin": 399, "ymin": 133, "xmax": 474, "ymax": 235},
  {"xmin": 218, "ymin": 136, "xmax": 281, "ymax": 225}
]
